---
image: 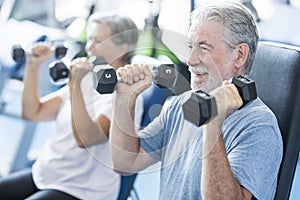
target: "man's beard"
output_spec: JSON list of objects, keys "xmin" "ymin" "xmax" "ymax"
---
[{"xmin": 191, "ymin": 73, "xmax": 223, "ymax": 93}]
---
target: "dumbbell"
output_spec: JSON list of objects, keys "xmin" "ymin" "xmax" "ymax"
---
[
  {"xmin": 48, "ymin": 59, "xmax": 69, "ymax": 82},
  {"xmin": 92, "ymin": 64, "xmax": 177, "ymax": 94},
  {"xmin": 49, "ymin": 56, "xmax": 107, "ymax": 83},
  {"xmin": 12, "ymin": 45, "xmax": 26, "ymax": 62},
  {"xmin": 12, "ymin": 44, "xmax": 67, "ymax": 62},
  {"xmin": 182, "ymin": 75, "xmax": 257, "ymax": 126}
]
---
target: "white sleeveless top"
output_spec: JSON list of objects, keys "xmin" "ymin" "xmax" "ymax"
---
[{"xmin": 32, "ymin": 73, "xmax": 120, "ymax": 200}]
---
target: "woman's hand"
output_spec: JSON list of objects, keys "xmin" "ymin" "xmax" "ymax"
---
[{"xmin": 69, "ymin": 57, "xmax": 92, "ymax": 87}]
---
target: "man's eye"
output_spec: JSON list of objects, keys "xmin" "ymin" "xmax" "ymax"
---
[{"xmin": 199, "ymin": 45, "xmax": 209, "ymax": 53}]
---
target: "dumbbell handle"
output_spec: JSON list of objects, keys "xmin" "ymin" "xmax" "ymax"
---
[
  {"xmin": 12, "ymin": 45, "xmax": 34, "ymax": 62},
  {"xmin": 116, "ymin": 64, "xmax": 174, "ymax": 80},
  {"xmin": 93, "ymin": 64, "xmax": 177, "ymax": 94},
  {"xmin": 12, "ymin": 44, "xmax": 67, "ymax": 62}
]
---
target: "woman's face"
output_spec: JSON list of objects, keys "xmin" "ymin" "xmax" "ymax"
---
[{"xmin": 85, "ymin": 22, "xmax": 125, "ymax": 68}]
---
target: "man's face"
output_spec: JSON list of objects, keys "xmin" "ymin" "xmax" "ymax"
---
[
  {"xmin": 187, "ymin": 20, "xmax": 237, "ymax": 92},
  {"xmin": 85, "ymin": 22, "xmax": 123, "ymax": 66}
]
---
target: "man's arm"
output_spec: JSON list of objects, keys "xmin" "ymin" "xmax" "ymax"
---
[
  {"xmin": 110, "ymin": 64, "xmax": 157, "ymax": 174},
  {"xmin": 69, "ymin": 58, "xmax": 110, "ymax": 147},
  {"xmin": 201, "ymin": 82, "xmax": 252, "ymax": 200}
]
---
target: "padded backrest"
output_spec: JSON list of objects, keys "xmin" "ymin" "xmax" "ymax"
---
[
  {"xmin": 249, "ymin": 42, "xmax": 300, "ymax": 200},
  {"xmin": 117, "ymin": 174, "xmax": 137, "ymax": 200}
]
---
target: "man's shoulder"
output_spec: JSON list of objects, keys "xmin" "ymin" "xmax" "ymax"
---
[
  {"xmin": 225, "ymin": 97, "xmax": 281, "ymax": 134},
  {"xmin": 243, "ymin": 98, "xmax": 277, "ymax": 122}
]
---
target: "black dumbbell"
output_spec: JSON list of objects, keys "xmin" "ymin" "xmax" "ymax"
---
[
  {"xmin": 11, "ymin": 44, "xmax": 67, "ymax": 62},
  {"xmin": 92, "ymin": 64, "xmax": 177, "ymax": 94},
  {"xmin": 49, "ymin": 56, "xmax": 107, "ymax": 83},
  {"xmin": 48, "ymin": 60, "xmax": 70, "ymax": 82},
  {"xmin": 182, "ymin": 75, "xmax": 257, "ymax": 126},
  {"xmin": 231, "ymin": 75, "xmax": 257, "ymax": 108},
  {"xmin": 12, "ymin": 45, "xmax": 26, "ymax": 62},
  {"xmin": 54, "ymin": 45, "xmax": 68, "ymax": 59}
]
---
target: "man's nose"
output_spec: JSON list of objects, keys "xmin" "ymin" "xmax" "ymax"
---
[{"xmin": 187, "ymin": 48, "xmax": 201, "ymax": 67}]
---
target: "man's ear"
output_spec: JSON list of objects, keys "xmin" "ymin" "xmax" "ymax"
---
[{"xmin": 235, "ymin": 43, "xmax": 249, "ymax": 70}]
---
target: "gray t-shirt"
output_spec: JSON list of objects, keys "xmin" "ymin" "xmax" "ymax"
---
[{"xmin": 139, "ymin": 91, "xmax": 283, "ymax": 200}]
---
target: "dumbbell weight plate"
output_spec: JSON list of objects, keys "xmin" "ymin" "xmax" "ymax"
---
[
  {"xmin": 55, "ymin": 45, "xmax": 68, "ymax": 59},
  {"xmin": 12, "ymin": 45, "xmax": 26, "ymax": 62},
  {"xmin": 152, "ymin": 64, "xmax": 177, "ymax": 89},
  {"xmin": 182, "ymin": 90, "xmax": 218, "ymax": 126},
  {"xmin": 232, "ymin": 75, "xmax": 257, "ymax": 108},
  {"xmin": 49, "ymin": 60, "xmax": 69, "ymax": 83},
  {"xmin": 93, "ymin": 65, "xmax": 118, "ymax": 94}
]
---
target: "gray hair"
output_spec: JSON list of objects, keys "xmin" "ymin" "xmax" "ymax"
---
[
  {"xmin": 190, "ymin": 1, "xmax": 259, "ymax": 74},
  {"xmin": 88, "ymin": 13, "xmax": 139, "ymax": 63}
]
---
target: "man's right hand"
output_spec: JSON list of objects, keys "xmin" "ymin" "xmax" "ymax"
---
[
  {"xmin": 115, "ymin": 64, "xmax": 153, "ymax": 99},
  {"xmin": 208, "ymin": 80, "xmax": 243, "ymax": 127}
]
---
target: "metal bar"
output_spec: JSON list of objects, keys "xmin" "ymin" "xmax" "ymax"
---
[{"xmin": 9, "ymin": 120, "xmax": 37, "ymax": 173}]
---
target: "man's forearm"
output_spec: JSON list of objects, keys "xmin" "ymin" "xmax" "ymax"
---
[{"xmin": 111, "ymin": 93, "xmax": 141, "ymax": 173}]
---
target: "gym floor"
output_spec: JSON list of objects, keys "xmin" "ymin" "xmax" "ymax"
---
[{"xmin": 0, "ymin": 78, "xmax": 299, "ymax": 200}]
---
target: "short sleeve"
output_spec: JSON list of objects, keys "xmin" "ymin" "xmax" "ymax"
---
[
  {"xmin": 138, "ymin": 96, "xmax": 178, "ymax": 161},
  {"xmin": 139, "ymin": 110, "xmax": 167, "ymax": 161},
  {"xmin": 227, "ymin": 124, "xmax": 283, "ymax": 200}
]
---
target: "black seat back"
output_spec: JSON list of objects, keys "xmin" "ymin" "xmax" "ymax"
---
[{"xmin": 249, "ymin": 42, "xmax": 300, "ymax": 200}]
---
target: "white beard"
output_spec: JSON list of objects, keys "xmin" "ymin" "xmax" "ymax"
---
[
  {"xmin": 191, "ymin": 73, "xmax": 223, "ymax": 93},
  {"xmin": 189, "ymin": 60, "xmax": 235, "ymax": 93}
]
